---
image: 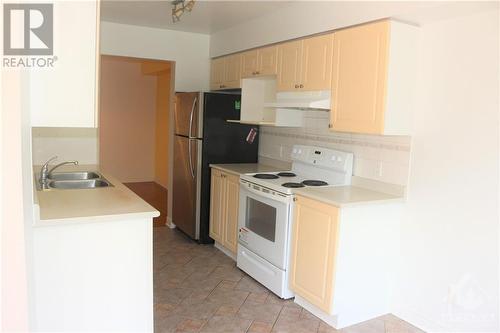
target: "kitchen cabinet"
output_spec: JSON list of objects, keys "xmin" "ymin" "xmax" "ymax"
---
[
  {"xmin": 241, "ymin": 50, "xmax": 259, "ymax": 78},
  {"xmin": 330, "ymin": 20, "xmax": 418, "ymax": 135},
  {"xmin": 209, "ymin": 168, "xmax": 240, "ymax": 255},
  {"xmin": 301, "ymin": 34, "xmax": 334, "ymax": 91},
  {"xmin": 289, "ymin": 192, "xmax": 402, "ymax": 329},
  {"xmin": 210, "ymin": 54, "xmax": 242, "ymax": 90},
  {"xmin": 277, "ymin": 40, "xmax": 302, "ymax": 91},
  {"xmin": 289, "ymin": 195, "xmax": 339, "ymax": 313},
  {"xmin": 222, "ymin": 174, "xmax": 239, "ymax": 253},
  {"xmin": 30, "ymin": 0, "xmax": 100, "ymax": 127},
  {"xmin": 209, "ymin": 168, "xmax": 224, "ymax": 243},
  {"xmin": 223, "ymin": 53, "xmax": 242, "ymax": 89},
  {"xmin": 277, "ymin": 34, "xmax": 333, "ymax": 92},
  {"xmin": 210, "ymin": 57, "xmax": 225, "ymax": 91},
  {"xmin": 241, "ymin": 46, "xmax": 278, "ymax": 78}
]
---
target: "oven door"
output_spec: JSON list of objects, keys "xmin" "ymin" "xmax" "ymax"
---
[{"xmin": 238, "ymin": 182, "xmax": 291, "ymax": 270}]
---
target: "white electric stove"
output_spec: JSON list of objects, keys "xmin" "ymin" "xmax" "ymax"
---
[{"xmin": 236, "ymin": 145, "xmax": 354, "ymax": 298}]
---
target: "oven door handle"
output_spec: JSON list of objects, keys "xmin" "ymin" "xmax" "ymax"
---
[{"xmin": 240, "ymin": 181, "xmax": 291, "ymax": 204}]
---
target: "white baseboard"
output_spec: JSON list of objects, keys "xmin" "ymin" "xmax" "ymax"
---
[
  {"xmin": 166, "ymin": 217, "xmax": 176, "ymax": 229},
  {"xmin": 294, "ymin": 295, "xmax": 339, "ymax": 329},
  {"xmin": 214, "ymin": 242, "xmax": 236, "ymax": 261}
]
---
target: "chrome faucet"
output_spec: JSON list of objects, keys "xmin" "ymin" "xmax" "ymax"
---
[{"xmin": 39, "ymin": 156, "xmax": 79, "ymax": 185}]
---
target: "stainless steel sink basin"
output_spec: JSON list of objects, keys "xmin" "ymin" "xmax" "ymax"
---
[
  {"xmin": 47, "ymin": 179, "xmax": 112, "ymax": 189},
  {"xmin": 48, "ymin": 171, "xmax": 101, "ymax": 181}
]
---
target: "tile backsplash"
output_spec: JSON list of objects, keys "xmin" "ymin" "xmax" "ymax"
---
[{"xmin": 258, "ymin": 111, "xmax": 411, "ymax": 186}]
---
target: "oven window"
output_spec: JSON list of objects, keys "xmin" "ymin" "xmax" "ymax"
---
[{"xmin": 245, "ymin": 197, "xmax": 276, "ymax": 242}]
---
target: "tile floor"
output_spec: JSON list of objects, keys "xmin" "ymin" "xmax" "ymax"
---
[{"xmin": 154, "ymin": 227, "xmax": 424, "ymax": 333}]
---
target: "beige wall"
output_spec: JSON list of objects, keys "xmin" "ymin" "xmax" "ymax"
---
[
  {"xmin": 99, "ymin": 56, "xmax": 157, "ymax": 183},
  {"xmin": 100, "ymin": 21, "xmax": 209, "ymax": 91},
  {"xmin": 154, "ymin": 70, "xmax": 171, "ymax": 188},
  {"xmin": 32, "ymin": 127, "xmax": 98, "ymax": 165}
]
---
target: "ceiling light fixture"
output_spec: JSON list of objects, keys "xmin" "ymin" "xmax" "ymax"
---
[{"xmin": 171, "ymin": 0, "xmax": 195, "ymax": 23}]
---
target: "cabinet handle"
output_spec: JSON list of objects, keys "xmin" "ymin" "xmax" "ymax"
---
[
  {"xmin": 294, "ymin": 84, "xmax": 299, "ymax": 88},
  {"xmin": 255, "ymin": 71, "xmax": 260, "ymax": 75},
  {"xmin": 299, "ymin": 84, "xmax": 304, "ymax": 88},
  {"xmin": 293, "ymin": 197, "xmax": 297, "ymax": 202},
  {"xmin": 328, "ymin": 124, "xmax": 333, "ymax": 128}
]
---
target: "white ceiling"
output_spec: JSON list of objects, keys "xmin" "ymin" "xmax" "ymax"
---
[{"xmin": 100, "ymin": 0, "xmax": 290, "ymax": 34}]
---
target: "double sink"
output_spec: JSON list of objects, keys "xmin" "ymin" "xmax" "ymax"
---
[{"xmin": 39, "ymin": 171, "xmax": 113, "ymax": 190}]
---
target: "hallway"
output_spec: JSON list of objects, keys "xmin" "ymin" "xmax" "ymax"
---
[{"xmin": 153, "ymin": 227, "xmax": 422, "ymax": 333}]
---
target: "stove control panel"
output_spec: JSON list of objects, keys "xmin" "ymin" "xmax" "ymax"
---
[{"xmin": 291, "ymin": 145, "xmax": 353, "ymax": 172}]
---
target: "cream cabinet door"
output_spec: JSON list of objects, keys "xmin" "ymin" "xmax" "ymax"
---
[
  {"xmin": 209, "ymin": 169, "xmax": 224, "ymax": 243},
  {"xmin": 223, "ymin": 54, "xmax": 242, "ymax": 89},
  {"xmin": 241, "ymin": 50, "xmax": 259, "ymax": 78},
  {"xmin": 30, "ymin": 0, "xmax": 99, "ymax": 127},
  {"xmin": 277, "ymin": 40, "xmax": 303, "ymax": 91},
  {"xmin": 223, "ymin": 174, "xmax": 240, "ymax": 254},
  {"xmin": 301, "ymin": 34, "xmax": 333, "ymax": 91},
  {"xmin": 330, "ymin": 21, "xmax": 390, "ymax": 134},
  {"xmin": 258, "ymin": 45, "xmax": 278, "ymax": 76},
  {"xmin": 290, "ymin": 195, "xmax": 340, "ymax": 313},
  {"xmin": 210, "ymin": 58, "xmax": 225, "ymax": 90}
]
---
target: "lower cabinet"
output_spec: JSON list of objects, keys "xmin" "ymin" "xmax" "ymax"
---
[
  {"xmin": 289, "ymin": 194, "xmax": 401, "ymax": 329},
  {"xmin": 289, "ymin": 195, "xmax": 340, "ymax": 313},
  {"xmin": 209, "ymin": 168, "xmax": 239, "ymax": 255}
]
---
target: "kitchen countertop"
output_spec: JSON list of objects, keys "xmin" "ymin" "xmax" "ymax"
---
[
  {"xmin": 209, "ymin": 163, "xmax": 282, "ymax": 176},
  {"xmin": 210, "ymin": 163, "xmax": 403, "ymax": 207},
  {"xmin": 33, "ymin": 164, "xmax": 159, "ymax": 226},
  {"xmin": 293, "ymin": 185, "xmax": 404, "ymax": 208}
]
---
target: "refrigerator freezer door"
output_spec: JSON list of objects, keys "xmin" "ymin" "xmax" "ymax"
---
[
  {"xmin": 172, "ymin": 135, "xmax": 200, "ymax": 239},
  {"xmin": 174, "ymin": 92, "xmax": 201, "ymax": 138},
  {"xmin": 198, "ymin": 92, "xmax": 260, "ymax": 243}
]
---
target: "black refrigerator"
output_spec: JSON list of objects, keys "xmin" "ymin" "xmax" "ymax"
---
[{"xmin": 172, "ymin": 91, "xmax": 259, "ymax": 243}]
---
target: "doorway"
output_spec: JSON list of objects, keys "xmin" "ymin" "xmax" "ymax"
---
[{"xmin": 99, "ymin": 55, "xmax": 173, "ymax": 227}]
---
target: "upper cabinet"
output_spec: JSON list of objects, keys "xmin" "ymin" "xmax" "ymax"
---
[
  {"xmin": 330, "ymin": 20, "xmax": 418, "ymax": 135},
  {"xmin": 30, "ymin": 0, "xmax": 100, "ymax": 128},
  {"xmin": 241, "ymin": 50, "xmax": 259, "ymax": 78},
  {"xmin": 210, "ymin": 57, "xmax": 225, "ymax": 91},
  {"xmin": 211, "ymin": 19, "xmax": 417, "ymax": 135},
  {"xmin": 241, "ymin": 46, "xmax": 278, "ymax": 78},
  {"xmin": 277, "ymin": 34, "xmax": 333, "ymax": 92},
  {"xmin": 277, "ymin": 40, "xmax": 302, "ymax": 91},
  {"xmin": 258, "ymin": 46, "xmax": 279, "ymax": 76},
  {"xmin": 301, "ymin": 34, "xmax": 334, "ymax": 91},
  {"xmin": 223, "ymin": 54, "xmax": 242, "ymax": 89},
  {"xmin": 210, "ymin": 54, "xmax": 242, "ymax": 90}
]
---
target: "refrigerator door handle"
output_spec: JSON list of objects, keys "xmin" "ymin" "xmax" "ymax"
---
[
  {"xmin": 188, "ymin": 97, "xmax": 198, "ymax": 139},
  {"xmin": 188, "ymin": 139, "xmax": 195, "ymax": 179}
]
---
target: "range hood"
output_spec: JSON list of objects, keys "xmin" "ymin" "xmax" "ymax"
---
[{"xmin": 263, "ymin": 91, "xmax": 331, "ymax": 111}]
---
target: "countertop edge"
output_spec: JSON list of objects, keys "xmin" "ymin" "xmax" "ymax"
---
[
  {"xmin": 209, "ymin": 163, "xmax": 282, "ymax": 176},
  {"xmin": 293, "ymin": 186, "xmax": 405, "ymax": 208},
  {"xmin": 33, "ymin": 210, "xmax": 160, "ymax": 227}
]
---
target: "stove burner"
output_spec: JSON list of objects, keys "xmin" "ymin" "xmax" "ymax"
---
[
  {"xmin": 277, "ymin": 172, "xmax": 296, "ymax": 177},
  {"xmin": 282, "ymin": 182, "xmax": 305, "ymax": 188},
  {"xmin": 253, "ymin": 173, "xmax": 279, "ymax": 179},
  {"xmin": 302, "ymin": 180, "xmax": 328, "ymax": 186}
]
